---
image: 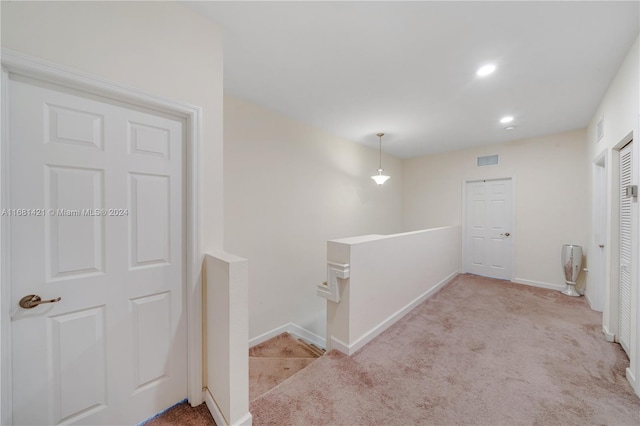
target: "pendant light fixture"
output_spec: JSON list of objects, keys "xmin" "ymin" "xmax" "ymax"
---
[{"xmin": 371, "ymin": 132, "xmax": 390, "ymax": 185}]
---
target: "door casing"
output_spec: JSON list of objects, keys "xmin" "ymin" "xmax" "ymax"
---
[
  {"xmin": 603, "ymin": 131, "xmax": 638, "ymax": 394},
  {"xmin": 0, "ymin": 49, "xmax": 204, "ymax": 425},
  {"xmin": 603, "ymin": 133, "xmax": 634, "ymax": 344}
]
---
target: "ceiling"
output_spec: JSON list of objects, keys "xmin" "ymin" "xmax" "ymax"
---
[{"xmin": 185, "ymin": 1, "xmax": 639, "ymax": 159}]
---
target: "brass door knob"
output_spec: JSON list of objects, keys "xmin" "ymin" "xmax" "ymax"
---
[{"xmin": 19, "ymin": 295, "xmax": 61, "ymax": 309}]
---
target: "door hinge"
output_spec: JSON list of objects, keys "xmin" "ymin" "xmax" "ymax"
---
[{"xmin": 624, "ymin": 185, "xmax": 638, "ymax": 198}]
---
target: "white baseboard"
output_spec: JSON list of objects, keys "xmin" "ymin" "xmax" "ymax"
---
[
  {"xmin": 234, "ymin": 412, "xmax": 253, "ymax": 426},
  {"xmin": 203, "ymin": 388, "xmax": 227, "ymax": 426},
  {"xmin": 512, "ymin": 278, "xmax": 564, "ymax": 292},
  {"xmin": 333, "ymin": 271, "xmax": 459, "ymax": 356},
  {"xmin": 203, "ymin": 388, "xmax": 252, "ymax": 426},
  {"xmin": 583, "ymin": 293, "xmax": 603, "ymax": 312},
  {"xmin": 286, "ymin": 323, "xmax": 326, "ymax": 349},
  {"xmin": 329, "ymin": 336, "xmax": 350, "ymax": 355},
  {"xmin": 248, "ymin": 324, "xmax": 290, "ymax": 348},
  {"xmin": 626, "ymin": 367, "xmax": 639, "ymax": 397},
  {"xmin": 249, "ymin": 322, "xmax": 326, "ymax": 349},
  {"xmin": 584, "ymin": 293, "xmax": 593, "ymax": 309},
  {"xmin": 602, "ymin": 325, "xmax": 615, "ymax": 342}
]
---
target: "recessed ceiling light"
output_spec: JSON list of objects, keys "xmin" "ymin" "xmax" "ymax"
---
[
  {"xmin": 476, "ymin": 64, "xmax": 496, "ymax": 77},
  {"xmin": 500, "ymin": 116, "xmax": 514, "ymax": 124},
  {"xmin": 504, "ymin": 126, "xmax": 516, "ymax": 131}
]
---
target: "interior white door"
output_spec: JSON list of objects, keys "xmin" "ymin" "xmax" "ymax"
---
[
  {"xmin": 589, "ymin": 157, "xmax": 606, "ymax": 312},
  {"xmin": 8, "ymin": 76, "xmax": 187, "ymax": 425},
  {"xmin": 619, "ymin": 142, "xmax": 633, "ymax": 355},
  {"xmin": 465, "ymin": 179, "xmax": 513, "ymax": 280}
]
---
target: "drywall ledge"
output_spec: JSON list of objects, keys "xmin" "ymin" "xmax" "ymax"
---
[
  {"xmin": 204, "ymin": 252, "xmax": 251, "ymax": 426},
  {"xmin": 325, "ymin": 226, "xmax": 461, "ymax": 355}
]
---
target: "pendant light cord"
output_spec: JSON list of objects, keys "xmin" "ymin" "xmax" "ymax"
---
[{"xmin": 377, "ymin": 133, "xmax": 384, "ymax": 170}]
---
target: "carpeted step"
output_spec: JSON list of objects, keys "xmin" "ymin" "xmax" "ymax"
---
[
  {"xmin": 249, "ymin": 356, "xmax": 317, "ymax": 401},
  {"xmin": 249, "ymin": 332, "xmax": 319, "ymax": 358},
  {"xmin": 249, "ymin": 332, "xmax": 326, "ymax": 400}
]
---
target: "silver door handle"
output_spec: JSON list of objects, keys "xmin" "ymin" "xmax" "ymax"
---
[{"xmin": 19, "ymin": 294, "xmax": 62, "ymax": 309}]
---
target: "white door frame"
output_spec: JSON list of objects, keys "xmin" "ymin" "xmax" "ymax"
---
[
  {"xmin": 461, "ymin": 176, "xmax": 517, "ymax": 280},
  {"xmin": 0, "ymin": 49, "xmax": 203, "ymax": 425}
]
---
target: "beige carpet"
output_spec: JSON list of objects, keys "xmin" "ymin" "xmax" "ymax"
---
[
  {"xmin": 141, "ymin": 333, "xmax": 321, "ymax": 425},
  {"xmin": 140, "ymin": 401, "xmax": 215, "ymax": 426},
  {"xmin": 251, "ymin": 274, "xmax": 640, "ymax": 425},
  {"xmin": 250, "ymin": 332, "xmax": 322, "ymax": 401}
]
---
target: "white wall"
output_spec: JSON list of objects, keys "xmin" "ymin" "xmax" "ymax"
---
[
  {"xmin": 586, "ymin": 34, "xmax": 640, "ymax": 396},
  {"xmin": 1, "ymin": 1, "xmax": 224, "ymax": 251},
  {"xmin": 403, "ymin": 129, "xmax": 589, "ymax": 289},
  {"xmin": 224, "ymin": 95, "xmax": 403, "ymax": 340},
  {"xmin": 325, "ymin": 226, "xmax": 460, "ymax": 355}
]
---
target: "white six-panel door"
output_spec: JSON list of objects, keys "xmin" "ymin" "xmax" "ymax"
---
[
  {"xmin": 465, "ymin": 179, "xmax": 513, "ymax": 280},
  {"xmin": 9, "ymin": 76, "xmax": 186, "ymax": 425}
]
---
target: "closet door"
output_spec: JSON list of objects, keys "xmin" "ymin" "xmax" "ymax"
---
[{"xmin": 619, "ymin": 142, "xmax": 632, "ymax": 355}]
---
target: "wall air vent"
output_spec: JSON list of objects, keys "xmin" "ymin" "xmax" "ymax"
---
[{"xmin": 477, "ymin": 154, "xmax": 499, "ymax": 167}]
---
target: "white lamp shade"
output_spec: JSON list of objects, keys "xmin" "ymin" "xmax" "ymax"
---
[
  {"xmin": 371, "ymin": 174, "xmax": 391, "ymax": 185},
  {"xmin": 372, "ymin": 133, "xmax": 390, "ymax": 186}
]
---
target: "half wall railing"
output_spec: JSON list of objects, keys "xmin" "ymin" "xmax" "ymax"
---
[{"xmin": 319, "ymin": 226, "xmax": 461, "ymax": 355}]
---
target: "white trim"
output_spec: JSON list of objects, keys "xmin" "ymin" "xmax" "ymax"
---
[
  {"xmin": 335, "ymin": 271, "xmax": 458, "ymax": 356},
  {"xmin": 608, "ymin": 133, "xmax": 634, "ymax": 346},
  {"xmin": 317, "ymin": 262, "xmax": 350, "ymax": 303},
  {"xmin": 626, "ymin": 367, "xmax": 639, "ymax": 397},
  {"xmin": 286, "ymin": 323, "xmax": 326, "ymax": 349},
  {"xmin": 204, "ymin": 388, "xmax": 228, "ymax": 426},
  {"xmin": 330, "ymin": 336, "xmax": 350, "ymax": 355},
  {"xmin": 585, "ymin": 293, "xmax": 594, "ymax": 310},
  {"xmin": 0, "ymin": 49, "xmax": 204, "ymax": 416},
  {"xmin": 0, "ymin": 67, "xmax": 12, "ymax": 426},
  {"xmin": 249, "ymin": 324, "xmax": 290, "ymax": 348},
  {"xmin": 204, "ymin": 389, "xmax": 252, "ymax": 426},
  {"xmin": 186, "ymin": 107, "xmax": 204, "ymax": 406},
  {"xmin": 603, "ymin": 325, "xmax": 616, "ymax": 342},
  {"xmin": 461, "ymin": 180, "xmax": 467, "ymax": 273},
  {"xmin": 512, "ymin": 278, "xmax": 564, "ymax": 292},
  {"xmin": 1, "ymin": 49, "xmax": 202, "ymax": 118},
  {"xmin": 234, "ymin": 412, "xmax": 253, "ymax": 426},
  {"xmin": 636, "ymin": 119, "xmax": 640, "ymax": 404},
  {"xmin": 249, "ymin": 322, "xmax": 326, "ymax": 349}
]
